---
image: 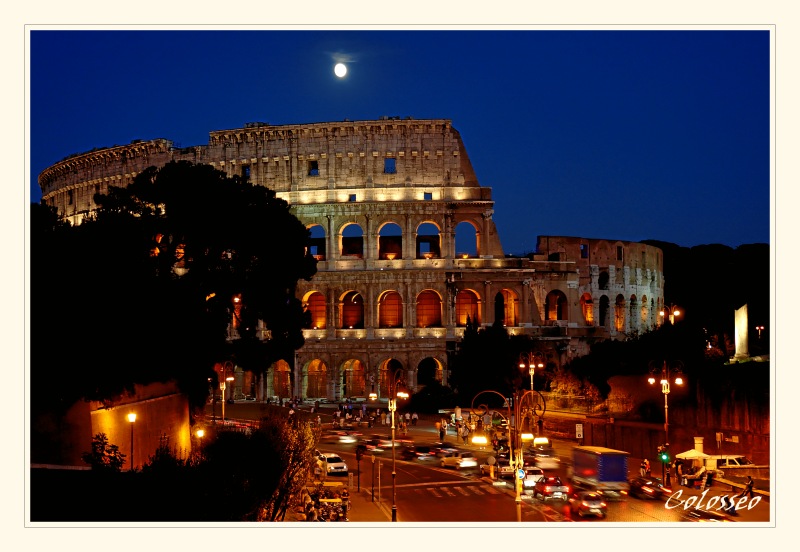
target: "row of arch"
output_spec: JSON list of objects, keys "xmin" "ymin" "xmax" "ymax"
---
[
  {"xmin": 307, "ymin": 220, "xmax": 480, "ymax": 259},
  {"xmin": 304, "ymin": 288, "xmax": 572, "ymax": 329},
  {"xmin": 580, "ymin": 293, "xmax": 661, "ymax": 331},
  {"xmin": 228, "ymin": 357, "xmax": 445, "ymax": 400}
]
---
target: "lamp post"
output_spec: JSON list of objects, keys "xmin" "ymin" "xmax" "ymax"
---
[
  {"xmin": 370, "ymin": 368, "xmax": 407, "ymax": 522},
  {"xmin": 220, "ymin": 361, "xmax": 235, "ymax": 423},
  {"xmin": 648, "ymin": 360, "xmax": 684, "ymax": 483},
  {"xmin": 127, "ymin": 412, "xmax": 137, "ymax": 471},
  {"xmin": 519, "ymin": 352, "xmax": 545, "ymax": 392},
  {"xmin": 659, "ymin": 303, "xmax": 682, "ymax": 325}
]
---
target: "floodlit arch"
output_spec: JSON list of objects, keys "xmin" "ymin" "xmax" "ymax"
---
[
  {"xmin": 615, "ymin": 294, "xmax": 626, "ymax": 332},
  {"xmin": 340, "ymin": 222, "xmax": 364, "ymax": 258},
  {"xmin": 378, "ymin": 221, "xmax": 403, "ymax": 260},
  {"xmin": 641, "ymin": 295, "xmax": 649, "ymax": 327},
  {"xmin": 339, "ymin": 290, "xmax": 364, "ymax": 329},
  {"xmin": 454, "ymin": 221, "xmax": 478, "ymax": 258},
  {"xmin": 580, "ymin": 292, "xmax": 594, "ymax": 324},
  {"xmin": 378, "ymin": 290, "xmax": 403, "ymax": 328},
  {"xmin": 456, "ymin": 289, "xmax": 481, "ymax": 326},
  {"xmin": 416, "ymin": 289, "xmax": 442, "ymax": 327},
  {"xmin": 378, "ymin": 358, "xmax": 405, "ymax": 397},
  {"xmin": 303, "ymin": 290, "xmax": 326, "ymax": 329},
  {"xmin": 341, "ymin": 358, "xmax": 366, "ymax": 397},
  {"xmin": 498, "ymin": 289, "xmax": 519, "ymax": 326},
  {"xmin": 416, "ymin": 221, "xmax": 441, "ymax": 259},
  {"xmin": 305, "ymin": 359, "xmax": 328, "ymax": 398},
  {"xmin": 545, "ymin": 289, "xmax": 568, "ymax": 321},
  {"xmin": 272, "ymin": 359, "xmax": 292, "ymax": 399}
]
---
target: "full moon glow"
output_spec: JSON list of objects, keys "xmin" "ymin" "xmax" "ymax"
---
[{"xmin": 334, "ymin": 63, "xmax": 347, "ymax": 78}]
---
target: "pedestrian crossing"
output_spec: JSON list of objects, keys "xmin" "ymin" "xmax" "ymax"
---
[{"xmin": 404, "ymin": 483, "xmax": 506, "ymax": 499}]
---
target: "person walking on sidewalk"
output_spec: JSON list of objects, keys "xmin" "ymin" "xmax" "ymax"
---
[
  {"xmin": 461, "ymin": 424, "xmax": 469, "ymax": 445},
  {"xmin": 744, "ymin": 476, "xmax": 755, "ymax": 499},
  {"xmin": 640, "ymin": 459, "xmax": 647, "ymax": 477},
  {"xmin": 644, "ymin": 458, "xmax": 651, "ymax": 477},
  {"xmin": 411, "ymin": 412, "xmax": 418, "ymax": 426}
]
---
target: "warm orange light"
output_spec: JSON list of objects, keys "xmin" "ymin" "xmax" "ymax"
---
[
  {"xmin": 127, "ymin": 413, "xmax": 137, "ymax": 423},
  {"xmin": 675, "ymin": 376, "xmax": 684, "ymax": 385},
  {"xmin": 521, "ymin": 432, "xmax": 534, "ymax": 441},
  {"xmin": 385, "ymin": 253, "xmax": 397, "ymax": 260},
  {"xmin": 195, "ymin": 429, "xmax": 205, "ymax": 438},
  {"xmin": 648, "ymin": 377, "xmax": 656, "ymax": 384},
  {"xmin": 472, "ymin": 435, "xmax": 488, "ymax": 445},
  {"xmin": 369, "ymin": 391, "xmax": 378, "ymax": 400}
]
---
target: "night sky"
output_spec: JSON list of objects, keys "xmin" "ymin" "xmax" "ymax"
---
[{"xmin": 29, "ymin": 29, "xmax": 770, "ymax": 252}]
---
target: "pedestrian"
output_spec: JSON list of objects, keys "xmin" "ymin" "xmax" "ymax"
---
[
  {"xmin": 461, "ymin": 424, "xmax": 469, "ymax": 445},
  {"xmin": 412, "ymin": 412, "xmax": 418, "ymax": 426},
  {"xmin": 381, "ymin": 411, "xmax": 387, "ymax": 426},
  {"xmin": 744, "ymin": 476, "xmax": 755, "ymax": 499},
  {"xmin": 405, "ymin": 412, "xmax": 411, "ymax": 426},
  {"xmin": 704, "ymin": 470, "xmax": 714, "ymax": 490},
  {"xmin": 442, "ymin": 419, "xmax": 449, "ymax": 438},
  {"xmin": 316, "ymin": 415, "xmax": 322, "ymax": 427},
  {"xmin": 644, "ymin": 458, "xmax": 651, "ymax": 477}
]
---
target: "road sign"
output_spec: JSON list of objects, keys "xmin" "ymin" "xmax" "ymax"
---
[
  {"xmin": 576, "ymin": 423, "xmax": 584, "ymax": 439},
  {"xmin": 517, "ymin": 469, "xmax": 526, "ymax": 480}
]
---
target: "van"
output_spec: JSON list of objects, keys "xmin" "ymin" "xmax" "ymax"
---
[{"xmin": 704, "ymin": 455, "xmax": 754, "ymax": 471}]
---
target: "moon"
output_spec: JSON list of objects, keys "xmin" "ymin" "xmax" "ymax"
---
[{"xmin": 334, "ymin": 63, "xmax": 347, "ymax": 78}]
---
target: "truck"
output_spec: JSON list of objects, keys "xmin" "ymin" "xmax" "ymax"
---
[{"xmin": 569, "ymin": 446, "xmax": 630, "ymax": 499}]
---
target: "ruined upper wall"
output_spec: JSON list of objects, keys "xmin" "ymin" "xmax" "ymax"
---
[{"xmin": 38, "ymin": 118, "xmax": 484, "ymax": 223}]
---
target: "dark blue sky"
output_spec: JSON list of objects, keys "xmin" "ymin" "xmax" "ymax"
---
[{"xmin": 29, "ymin": 29, "xmax": 771, "ymax": 252}]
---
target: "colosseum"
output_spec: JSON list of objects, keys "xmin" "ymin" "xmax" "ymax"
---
[{"xmin": 39, "ymin": 117, "xmax": 666, "ymax": 402}]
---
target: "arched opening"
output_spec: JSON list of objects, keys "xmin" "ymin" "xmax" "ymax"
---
[
  {"xmin": 378, "ymin": 358, "xmax": 405, "ymax": 397},
  {"xmin": 454, "ymin": 221, "xmax": 478, "ymax": 258},
  {"xmin": 416, "ymin": 222, "xmax": 441, "ymax": 259},
  {"xmin": 303, "ymin": 291, "xmax": 326, "ymax": 329},
  {"xmin": 417, "ymin": 357, "xmax": 443, "ymax": 385},
  {"xmin": 500, "ymin": 289, "xmax": 519, "ymax": 326},
  {"xmin": 545, "ymin": 290, "xmax": 568, "ymax": 321},
  {"xmin": 378, "ymin": 290, "xmax": 403, "ymax": 328},
  {"xmin": 308, "ymin": 224, "xmax": 326, "ymax": 260},
  {"xmin": 378, "ymin": 222, "xmax": 403, "ymax": 260},
  {"xmin": 580, "ymin": 292, "xmax": 594, "ymax": 324},
  {"xmin": 341, "ymin": 223, "xmax": 364, "ymax": 258},
  {"xmin": 305, "ymin": 359, "xmax": 328, "ymax": 398},
  {"xmin": 341, "ymin": 358, "xmax": 366, "ymax": 398},
  {"xmin": 416, "ymin": 290, "xmax": 442, "ymax": 327},
  {"xmin": 598, "ymin": 271, "xmax": 610, "ymax": 290},
  {"xmin": 456, "ymin": 289, "xmax": 480, "ymax": 326},
  {"xmin": 615, "ymin": 294, "xmax": 626, "ymax": 332},
  {"xmin": 640, "ymin": 295, "xmax": 649, "ymax": 328},
  {"xmin": 629, "ymin": 294, "xmax": 639, "ymax": 330},
  {"xmin": 272, "ymin": 359, "xmax": 292, "ymax": 399},
  {"xmin": 339, "ymin": 291, "xmax": 364, "ymax": 329},
  {"xmin": 599, "ymin": 295, "xmax": 610, "ymax": 327}
]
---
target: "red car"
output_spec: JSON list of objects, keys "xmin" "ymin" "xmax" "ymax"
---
[{"xmin": 532, "ymin": 476, "xmax": 571, "ymax": 501}]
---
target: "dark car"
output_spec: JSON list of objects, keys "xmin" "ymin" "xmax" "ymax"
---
[
  {"xmin": 568, "ymin": 491, "xmax": 608, "ymax": 519},
  {"xmin": 629, "ymin": 477, "xmax": 673, "ymax": 500},
  {"xmin": 399, "ymin": 445, "xmax": 435, "ymax": 461}
]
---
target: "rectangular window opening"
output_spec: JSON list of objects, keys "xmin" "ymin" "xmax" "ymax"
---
[
  {"xmin": 384, "ymin": 158, "xmax": 396, "ymax": 174},
  {"xmin": 348, "ymin": 194, "xmax": 357, "ymax": 202},
  {"xmin": 424, "ymin": 192, "xmax": 433, "ymax": 200},
  {"xmin": 242, "ymin": 165, "xmax": 251, "ymax": 181},
  {"xmin": 616, "ymin": 246, "xmax": 624, "ymax": 261},
  {"xmin": 308, "ymin": 160, "xmax": 319, "ymax": 176},
  {"xmin": 580, "ymin": 244, "xmax": 589, "ymax": 259}
]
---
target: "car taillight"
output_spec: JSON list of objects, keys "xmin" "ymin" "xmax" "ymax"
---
[
  {"xmin": 644, "ymin": 487, "xmax": 654, "ymax": 494},
  {"xmin": 600, "ymin": 502, "xmax": 607, "ymax": 507},
  {"xmin": 545, "ymin": 486, "xmax": 552, "ymax": 492}
]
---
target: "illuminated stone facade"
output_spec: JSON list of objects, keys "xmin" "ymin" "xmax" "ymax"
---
[{"xmin": 39, "ymin": 117, "xmax": 666, "ymax": 402}]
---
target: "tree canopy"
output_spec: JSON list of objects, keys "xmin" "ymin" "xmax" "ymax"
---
[{"xmin": 31, "ymin": 161, "xmax": 317, "ymax": 414}]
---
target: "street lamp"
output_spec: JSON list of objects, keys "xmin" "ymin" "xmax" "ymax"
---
[
  {"xmin": 127, "ymin": 412, "xmax": 137, "ymax": 471},
  {"xmin": 369, "ymin": 368, "xmax": 408, "ymax": 522},
  {"xmin": 648, "ymin": 360, "xmax": 684, "ymax": 484},
  {"xmin": 519, "ymin": 352, "xmax": 545, "ymax": 392},
  {"xmin": 659, "ymin": 303, "xmax": 682, "ymax": 325},
  {"xmin": 755, "ymin": 325, "xmax": 765, "ymax": 339}
]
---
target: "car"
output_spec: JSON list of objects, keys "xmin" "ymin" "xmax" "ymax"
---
[
  {"xmin": 400, "ymin": 445, "xmax": 436, "ymax": 461},
  {"xmin": 316, "ymin": 452, "xmax": 349, "ymax": 476},
  {"xmin": 522, "ymin": 467, "xmax": 545, "ymax": 489},
  {"xmin": 680, "ymin": 507, "xmax": 736, "ymax": 522},
  {"xmin": 440, "ymin": 451, "xmax": 478, "ymax": 470},
  {"xmin": 629, "ymin": 477, "xmax": 673, "ymax": 500},
  {"xmin": 568, "ymin": 491, "xmax": 608, "ymax": 518},
  {"xmin": 480, "ymin": 456, "xmax": 514, "ymax": 478},
  {"xmin": 532, "ymin": 476, "xmax": 570, "ymax": 501},
  {"xmin": 319, "ymin": 430, "xmax": 361, "ymax": 444},
  {"xmin": 431, "ymin": 444, "xmax": 460, "ymax": 458}
]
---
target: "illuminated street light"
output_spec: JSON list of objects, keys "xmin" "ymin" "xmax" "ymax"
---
[
  {"xmin": 648, "ymin": 360, "xmax": 684, "ymax": 484},
  {"xmin": 755, "ymin": 325, "xmax": 765, "ymax": 339},
  {"xmin": 519, "ymin": 352, "xmax": 545, "ymax": 392},
  {"xmin": 370, "ymin": 368, "xmax": 408, "ymax": 522},
  {"xmin": 127, "ymin": 412, "xmax": 137, "ymax": 471},
  {"xmin": 659, "ymin": 303, "xmax": 682, "ymax": 325}
]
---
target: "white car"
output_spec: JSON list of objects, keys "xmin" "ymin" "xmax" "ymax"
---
[
  {"xmin": 316, "ymin": 452, "xmax": 349, "ymax": 476},
  {"xmin": 522, "ymin": 467, "xmax": 545, "ymax": 488},
  {"xmin": 440, "ymin": 451, "xmax": 478, "ymax": 470}
]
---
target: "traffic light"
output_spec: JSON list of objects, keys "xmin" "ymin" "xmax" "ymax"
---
[
  {"xmin": 658, "ymin": 445, "xmax": 670, "ymax": 463},
  {"xmin": 356, "ymin": 444, "xmax": 366, "ymax": 461}
]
